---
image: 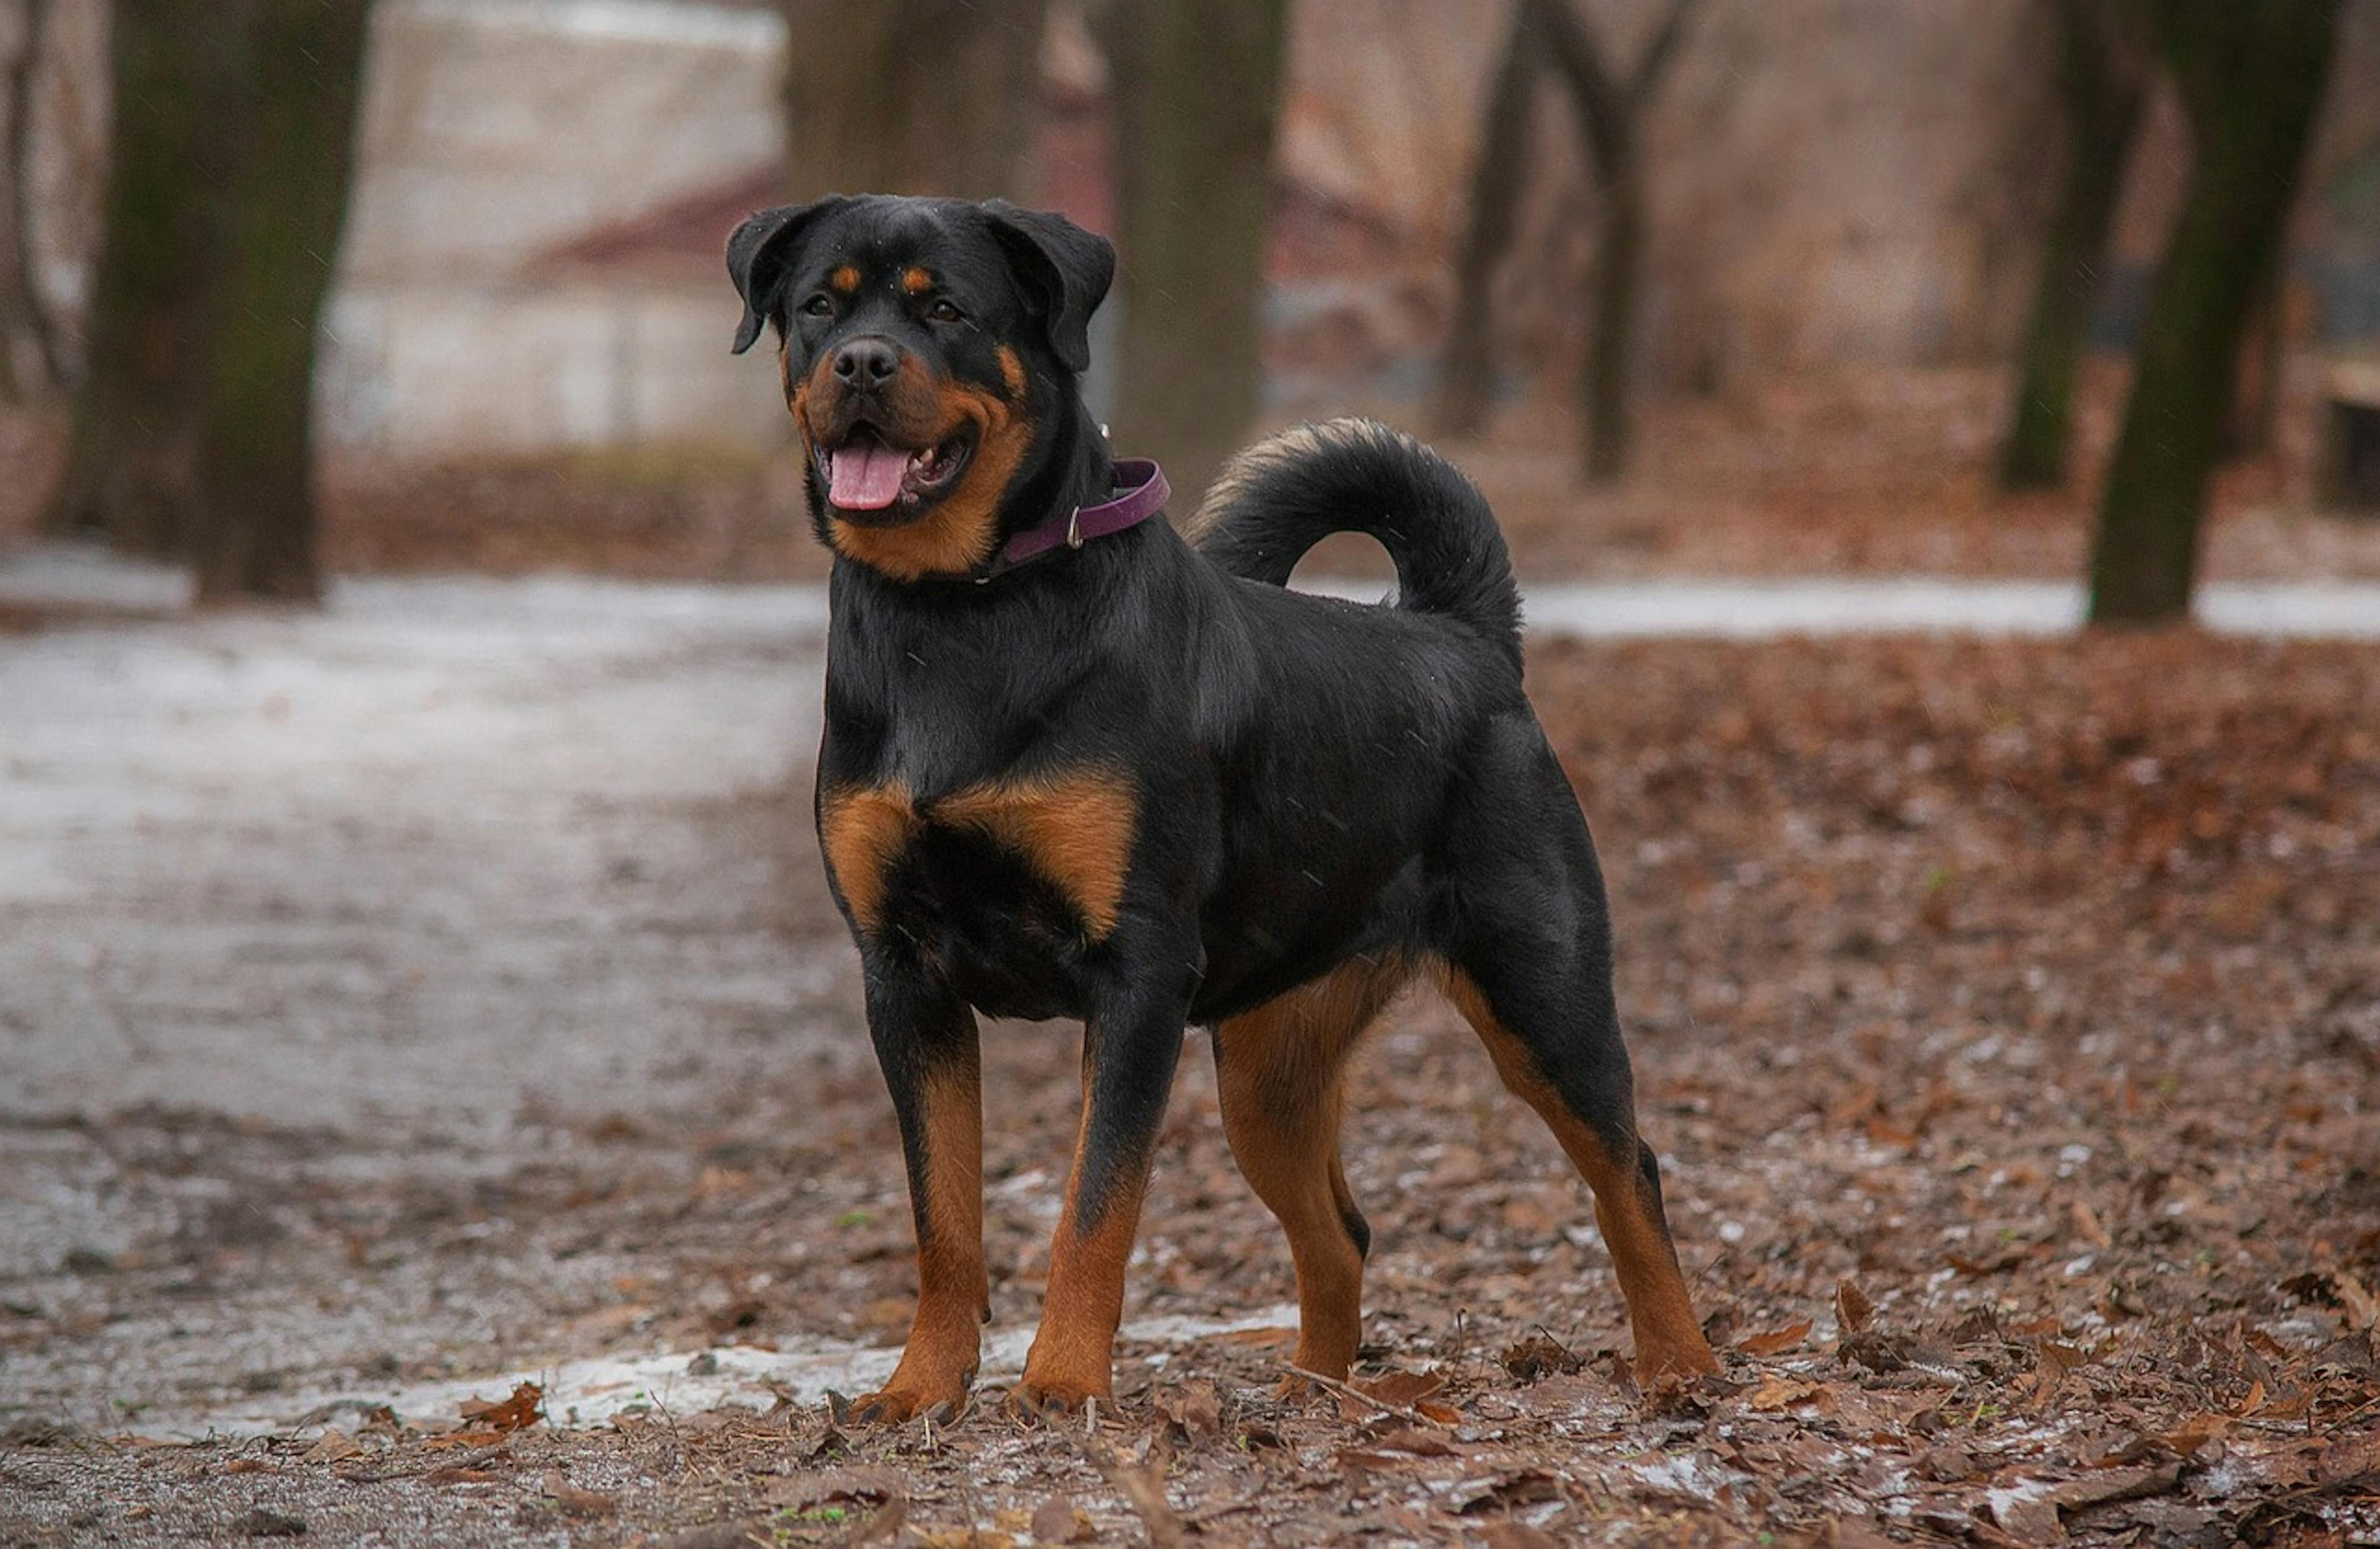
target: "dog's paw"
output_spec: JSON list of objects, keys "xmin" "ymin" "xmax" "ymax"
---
[
  {"xmin": 1004, "ymin": 1374, "xmax": 1109, "ymax": 1422},
  {"xmin": 1269, "ymin": 1367, "xmax": 1342, "ymax": 1404},
  {"xmin": 844, "ymin": 1381, "xmax": 971, "ymax": 1427},
  {"xmin": 1634, "ymin": 1336, "xmax": 1720, "ymax": 1384}
]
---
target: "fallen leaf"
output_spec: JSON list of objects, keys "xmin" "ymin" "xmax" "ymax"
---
[
  {"xmin": 2160, "ymin": 1413, "xmax": 2230, "ymax": 1458},
  {"xmin": 1367, "ymin": 1426, "xmax": 1458, "ymax": 1457},
  {"xmin": 456, "ymin": 1380, "xmax": 542, "ymax": 1433},
  {"xmin": 2309, "ymin": 1426, "xmax": 2380, "ymax": 1490},
  {"xmin": 299, "ymin": 1428, "xmax": 361, "ymax": 1464},
  {"xmin": 1499, "ymin": 1332, "xmax": 1584, "ymax": 1382},
  {"xmin": 1216, "ymin": 1325, "xmax": 1294, "ymax": 1347},
  {"xmin": 1335, "ymin": 1447, "xmax": 1421, "ymax": 1477},
  {"xmin": 1741, "ymin": 1317, "xmax": 1814, "ymax": 1356},
  {"xmin": 912, "ymin": 1530, "xmax": 1013, "ymax": 1549},
  {"xmin": 1029, "ymin": 1494, "xmax": 1088, "ymax": 1544},
  {"xmin": 1449, "ymin": 1468, "xmax": 1561, "ymax": 1514},
  {"xmin": 1817, "ymin": 1519, "xmax": 1901, "ymax": 1549},
  {"xmin": 1748, "ymin": 1375, "xmax": 1820, "ymax": 1411},
  {"xmin": 1334, "ymin": 1367, "xmax": 1450, "ymax": 1423},
  {"xmin": 2331, "ymin": 1267, "xmax": 2379, "ymax": 1333},
  {"xmin": 418, "ymin": 1429, "xmax": 505, "ymax": 1451},
  {"xmin": 233, "ymin": 1506, "xmax": 307, "ymax": 1538},
  {"xmin": 1986, "ymin": 1460, "xmax": 2183, "ymax": 1541},
  {"xmin": 1152, "ymin": 1379, "xmax": 1220, "ymax": 1438},
  {"xmin": 1354, "ymin": 1369, "xmax": 1444, "ymax": 1408},
  {"xmin": 540, "ymin": 1470, "xmax": 614, "ymax": 1517},
  {"xmin": 1835, "ymin": 1277, "xmax": 1875, "ymax": 1334},
  {"xmin": 769, "ymin": 1465, "xmax": 902, "ymax": 1512}
]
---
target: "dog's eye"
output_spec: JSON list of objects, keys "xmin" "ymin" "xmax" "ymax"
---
[
  {"xmin": 926, "ymin": 299, "xmax": 964, "ymax": 324},
  {"xmin": 799, "ymin": 293, "xmax": 834, "ymax": 318}
]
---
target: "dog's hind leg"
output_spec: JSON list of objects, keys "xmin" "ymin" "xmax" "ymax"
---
[
  {"xmin": 1212, "ymin": 956, "xmax": 1406, "ymax": 1383},
  {"xmin": 1435, "ymin": 719, "xmax": 1717, "ymax": 1384}
]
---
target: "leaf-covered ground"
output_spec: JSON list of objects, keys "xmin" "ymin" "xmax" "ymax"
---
[
  {"xmin": 311, "ymin": 368, "xmax": 2380, "ymax": 585},
  {"xmin": 6, "ymin": 629, "xmax": 2375, "ymax": 1547},
  {"xmin": 12, "ymin": 363, "xmax": 2380, "ymax": 586}
]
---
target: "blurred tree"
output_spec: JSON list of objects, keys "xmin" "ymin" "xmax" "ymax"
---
[
  {"xmin": 1107, "ymin": 0, "xmax": 1289, "ymax": 508},
  {"xmin": 1435, "ymin": 7, "xmax": 1538, "ymax": 436},
  {"xmin": 0, "ymin": 0, "xmax": 63, "ymax": 398},
  {"xmin": 780, "ymin": 1, "xmax": 1049, "ymax": 200},
  {"xmin": 43, "ymin": 0, "xmax": 371, "ymax": 602},
  {"xmin": 2223, "ymin": 258, "xmax": 2286, "ymax": 462},
  {"xmin": 1527, "ymin": 0, "xmax": 1701, "ymax": 485},
  {"xmin": 1998, "ymin": 0, "xmax": 2149, "ymax": 491},
  {"xmin": 2087, "ymin": 0, "xmax": 2340, "ymax": 625}
]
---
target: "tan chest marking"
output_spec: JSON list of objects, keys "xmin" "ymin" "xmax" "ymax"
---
[
  {"xmin": 819, "ymin": 771, "xmax": 1138, "ymax": 941},
  {"xmin": 819, "ymin": 784, "xmax": 921, "ymax": 932}
]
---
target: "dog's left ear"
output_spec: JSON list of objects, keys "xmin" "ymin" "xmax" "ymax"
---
[
  {"xmin": 982, "ymin": 201, "xmax": 1114, "ymax": 375},
  {"xmin": 726, "ymin": 197, "xmax": 849, "ymax": 355}
]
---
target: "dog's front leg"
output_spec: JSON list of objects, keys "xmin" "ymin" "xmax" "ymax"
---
[
  {"xmin": 848, "ymin": 965, "xmax": 985, "ymax": 1425},
  {"xmin": 1012, "ymin": 976, "xmax": 1189, "ymax": 1415}
]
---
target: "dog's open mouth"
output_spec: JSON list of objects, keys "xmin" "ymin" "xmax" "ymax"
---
[{"xmin": 818, "ymin": 423, "xmax": 974, "ymax": 515}]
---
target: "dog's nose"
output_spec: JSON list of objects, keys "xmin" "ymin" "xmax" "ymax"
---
[{"xmin": 832, "ymin": 337, "xmax": 902, "ymax": 387}]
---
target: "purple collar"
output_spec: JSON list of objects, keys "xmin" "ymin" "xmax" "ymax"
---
[{"xmin": 977, "ymin": 459, "xmax": 1170, "ymax": 580}]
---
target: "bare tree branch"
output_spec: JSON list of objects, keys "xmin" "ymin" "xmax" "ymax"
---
[
  {"xmin": 1523, "ymin": 0, "xmax": 1626, "ymax": 180},
  {"xmin": 1625, "ymin": 0, "xmax": 1704, "ymax": 110}
]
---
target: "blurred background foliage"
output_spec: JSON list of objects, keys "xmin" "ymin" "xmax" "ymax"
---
[{"xmin": 0, "ymin": 0, "xmax": 2372, "ymax": 617}]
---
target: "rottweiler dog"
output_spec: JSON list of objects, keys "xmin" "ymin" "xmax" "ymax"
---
[{"xmin": 726, "ymin": 195, "xmax": 1716, "ymax": 1421}]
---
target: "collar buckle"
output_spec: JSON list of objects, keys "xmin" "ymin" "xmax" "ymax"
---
[{"xmin": 1065, "ymin": 506, "xmax": 1085, "ymax": 550}]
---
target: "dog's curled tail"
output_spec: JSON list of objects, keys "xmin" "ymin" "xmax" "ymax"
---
[{"xmin": 1188, "ymin": 418, "xmax": 1523, "ymax": 671}]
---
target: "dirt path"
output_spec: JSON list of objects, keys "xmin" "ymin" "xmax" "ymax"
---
[{"xmin": 0, "ymin": 573, "xmax": 864, "ymax": 1434}]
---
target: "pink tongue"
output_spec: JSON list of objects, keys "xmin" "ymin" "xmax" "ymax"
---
[{"xmin": 828, "ymin": 442, "xmax": 912, "ymax": 510}]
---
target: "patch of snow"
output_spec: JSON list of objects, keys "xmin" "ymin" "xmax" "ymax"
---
[
  {"xmin": 395, "ymin": 0, "xmax": 783, "ymax": 53},
  {"xmin": 144, "ymin": 1304, "xmax": 1303, "ymax": 1439},
  {"xmin": 1, "ymin": 560, "xmax": 834, "ymax": 1142}
]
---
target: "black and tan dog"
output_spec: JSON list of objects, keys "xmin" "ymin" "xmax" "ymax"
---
[{"xmin": 726, "ymin": 195, "xmax": 1716, "ymax": 1420}]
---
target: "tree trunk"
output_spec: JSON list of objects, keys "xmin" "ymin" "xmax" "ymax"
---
[
  {"xmin": 187, "ymin": 0, "xmax": 371, "ymax": 603},
  {"xmin": 0, "ymin": 0, "xmax": 60, "ymax": 399},
  {"xmin": 42, "ymin": 0, "xmax": 222, "ymax": 552},
  {"xmin": 780, "ymin": 1, "xmax": 1047, "ymax": 201},
  {"xmin": 2222, "ymin": 252, "xmax": 2286, "ymax": 461},
  {"xmin": 2087, "ymin": 0, "xmax": 2339, "ymax": 625},
  {"xmin": 1582, "ymin": 174, "xmax": 1642, "ymax": 483},
  {"xmin": 1529, "ymin": 0, "xmax": 1698, "ymax": 486},
  {"xmin": 1998, "ymin": 0, "xmax": 2148, "ymax": 492},
  {"xmin": 1436, "ymin": 6, "xmax": 1538, "ymax": 436},
  {"xmin": 43, "ymin": 0, "xmax": 370, "ymax": 602},
  {"xmin": 1108, "ymin": 0, "xmax": 1289, "ymax": 510}
]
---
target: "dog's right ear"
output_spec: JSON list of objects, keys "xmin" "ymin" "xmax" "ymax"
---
[{"xmin": 726, "ymin": 198, "xmax": 848, "ymax": 355}]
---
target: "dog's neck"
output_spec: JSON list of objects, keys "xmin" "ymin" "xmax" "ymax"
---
[{"xmin": 1005, "ymin": 392, "xmax": 1117, "ymax": 544}]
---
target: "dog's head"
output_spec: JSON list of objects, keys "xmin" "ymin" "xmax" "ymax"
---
[{"xmin": 727, "ymin": 195, "xmax": 1114, "ymax": 581}]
